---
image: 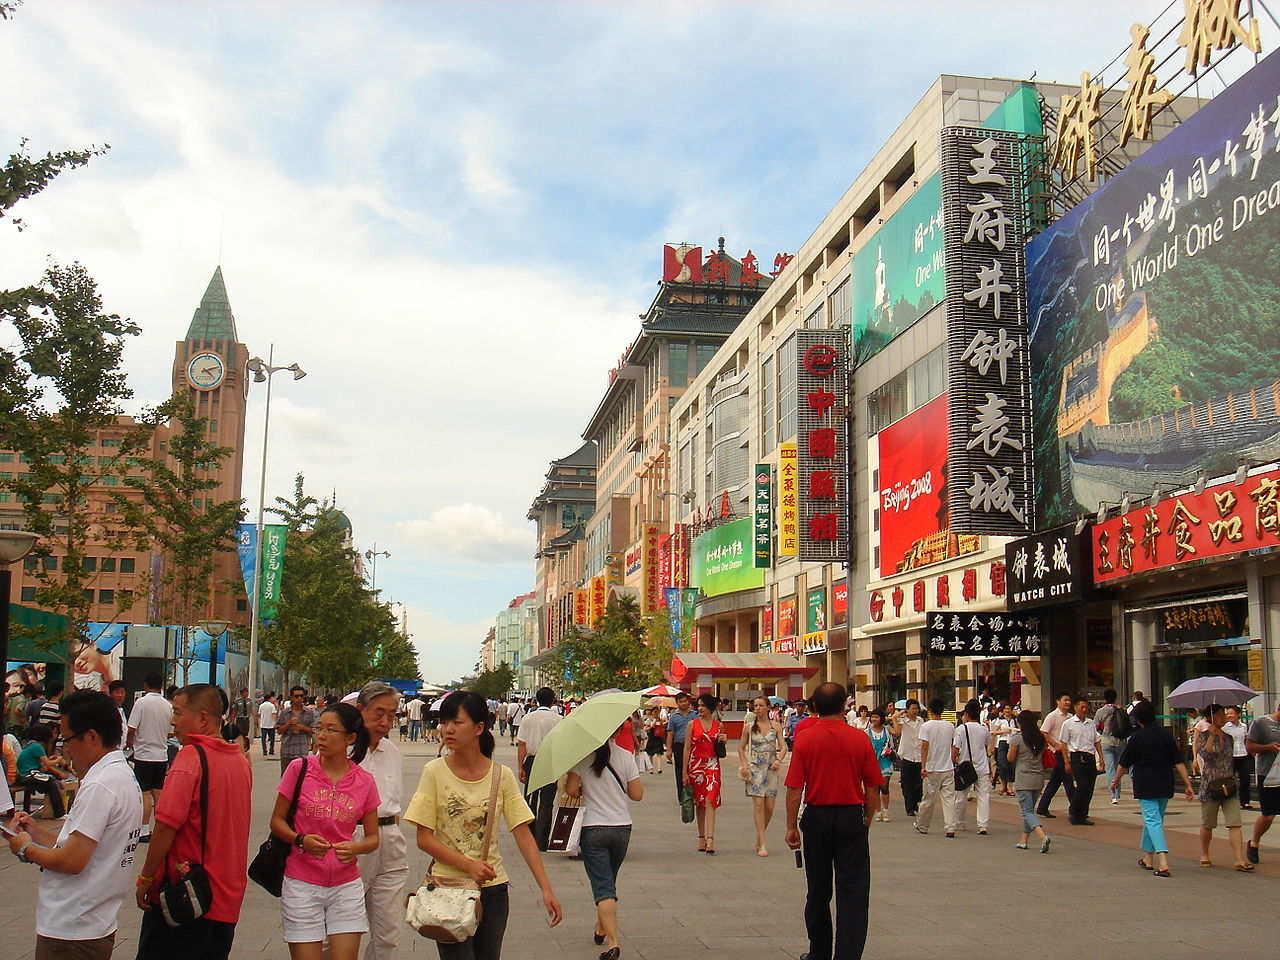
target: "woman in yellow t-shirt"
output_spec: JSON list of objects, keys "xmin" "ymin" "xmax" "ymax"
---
[{"xmin": 405, "ymin": 691, "xmax": 563, "ymax": 960}]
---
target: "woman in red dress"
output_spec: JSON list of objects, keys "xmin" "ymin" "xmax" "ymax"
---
[{"xmin": 682, "ymin": 693, "xmax": 726, "ymax": 854}]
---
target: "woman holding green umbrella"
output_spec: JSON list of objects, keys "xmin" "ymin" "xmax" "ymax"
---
[{"xmin": 565, "ymin": 721, "xmax": 643, "ymax": 960}]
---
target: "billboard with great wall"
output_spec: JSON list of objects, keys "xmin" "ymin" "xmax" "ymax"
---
[{"xmin": 1028, "ymin": 48, "xmax": 1280, "ymax": 526}]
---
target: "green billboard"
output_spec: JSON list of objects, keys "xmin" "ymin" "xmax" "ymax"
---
[
  {"xmin": 691, "ymin": 518, "xmax": 765, "ymax": 597},
  {"xmin": 851, "ymin": 172, "xmax": 944, "ymax": 364}
]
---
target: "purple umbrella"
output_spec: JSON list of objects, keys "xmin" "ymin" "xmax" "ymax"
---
[{"xmin": 1166, "ymin": 676, "xmax": 1259, "ymax": 709}]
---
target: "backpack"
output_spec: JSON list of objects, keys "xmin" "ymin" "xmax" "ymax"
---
[{"xmin": 1106, "ymin": 705, "xmax": 1134, "ymax": 739}]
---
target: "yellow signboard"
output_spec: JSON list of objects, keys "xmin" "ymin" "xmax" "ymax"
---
[{"xmin": 779, "ymin": 443, "xmax": 798, "ymax": 556}]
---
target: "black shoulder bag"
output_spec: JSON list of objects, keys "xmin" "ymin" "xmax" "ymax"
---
[
  {"xmin": 954, "ymin": 723, "xmax": 979, "ymax": 791},
  {"xmin": 248, "ymin": 756, "xmax": 308, "ymax": 898},
  {"xmin": 156, "ymin": 743, "xmax": 215, "ymax": 928}
]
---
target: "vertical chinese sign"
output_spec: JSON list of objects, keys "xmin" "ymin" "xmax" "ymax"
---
[
  {"xmin": 573, "ymin": 589, "xmax": 589, "ymax": 628},
  {"xmin": 779, "ymin": 444, "xmax": 799, "ymax": 556},
  {"xmin": 641, "ymin": 523, "xmax": 661, "ymax": 614},
  {"xmin": 796, "ymin": 330, "xmax": 848, "ymax": 561},
  {"xmin": 589, "ymin": 576, "xmax": 606, "ymax": 628},
  {"xmin": 941, "ymin": 126, "xmax": 1035, "ymax": 536},
  {"xmin": 754, "ymin": 463, "xmax": 772, "ymax": 568}
]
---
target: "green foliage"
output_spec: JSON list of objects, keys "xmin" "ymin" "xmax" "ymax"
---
[
  {"xmin": 558, "ymin": 594, "xmax": 671, "ymax": 696},
  {"xmin": 134, "ymin": 392, "xmax": 244, "ymax": 663},
  {"xmin": 0, "ymin": 263, "xmax": 151, "ymax": 655},
  {"xmin": 2, "ymin": 140, "xmax": 105, "ymax": 231},
  {"xmin": 371, "ymin": 622, "xmax": 422, "ymax": 682},
  {"xmin": 469, "ymin": 662, "xmax": 515, "ymax": 700},
  {"xmin": 258, "ymin": 475, "xmax": 415, "ymax": 690}
]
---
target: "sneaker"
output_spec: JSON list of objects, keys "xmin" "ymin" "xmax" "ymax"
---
[
  {"xmin": 977, "ymin": 828, "xmax": 988, "ymax": 835},
  {"xmin": 1015, "ymin": 842, "xmax": 1028, "ymax": 849},
  {"xmin": 1040, "ymin": 836, "xmax": 1052, "ymax": 854},
  {"xmin": 1247, "ymin": 841, "xmax": 1260, "ymax": 864},
  {"xmin": 913, "ymin": 824, "xmax": 928, "ymax": 835},
  {"xmin": 945, "ymin": 831, "xmax": 956, "ymax": 838},
  {"xmin": 1111, "ymin": 798, "xmax": 1120, "ymax": 804},
  {"xmin": 880, "ymin": 812, "xmax": 890, "ymax": 822}
]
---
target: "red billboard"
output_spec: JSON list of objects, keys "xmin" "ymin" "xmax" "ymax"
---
[
  {"xmin": 832, "ymin": 581, "xmax": 848, "ymax": 627},
  {"xmin": 877, "ymin": 392, "xmax": 951, "ymax": 577},
  {"xmin": 777, "ymin": 596, "xmax": 797, "ymax": 639},
  {"xmin": 1093, "ymin": 466, "xmax": 1280, "ymax": 584}
]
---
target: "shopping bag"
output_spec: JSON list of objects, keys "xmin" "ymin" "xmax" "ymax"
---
[
  {"xmin": 680, "ymin": 785, "xmax": 695, "ymax": 823},
  {"xmin": 547, "ymin": 800, "xmax": 580, "ymax": 852}
]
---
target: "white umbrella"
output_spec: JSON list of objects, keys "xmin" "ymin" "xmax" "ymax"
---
[{"xmin": 1166, "ymin": 676, "xmax": 1259, "ymax": 709}]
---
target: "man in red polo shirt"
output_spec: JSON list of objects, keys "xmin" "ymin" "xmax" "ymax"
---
[{"xmin": 785, "ymin": 682, "xmax": 882, "ymax": 960}]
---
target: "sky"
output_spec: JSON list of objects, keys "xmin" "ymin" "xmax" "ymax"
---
[{"xmin": 2, "ymin": 0, "xmax": 1275, "ymax": 683}]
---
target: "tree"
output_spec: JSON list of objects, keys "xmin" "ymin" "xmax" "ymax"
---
[
  {"xmin": 370, "ymin": 621, "xmax": 422, "ymax": 681},
  {"xmin": 469, "ymin": 662, "xmax": 516, "ymax": 701},
  {"xmin": 133, "ymin": 392, "xmax": 244, "ymax": 680},
  {"xmin": 558, "ymin": 594, "xmax": 672, "ymax": 696},
  {"xmin": 0, "ymin": 262, "xmax": 152, "ymax": 660}
]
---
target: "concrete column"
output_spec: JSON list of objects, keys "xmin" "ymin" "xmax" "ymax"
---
[
  {"xmin": 1252, "ymin": 564, "xmax": 1280, "ymax": 709},
  {"xmin": 1130, "ymin": 609, "xmax": 1156, "ymax": 700}
]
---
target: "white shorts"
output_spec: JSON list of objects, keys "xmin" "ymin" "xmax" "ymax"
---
[{"xmin": 281, "ymin": 875, "xmax": 369, "ymax": 943}]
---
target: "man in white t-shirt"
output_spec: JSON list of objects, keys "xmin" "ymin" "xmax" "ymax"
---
[
  {"xmin": 915, "ymin": 698, "xmax": 958, "ymax": 837},
  {"xmin": 127, "ymin": 672, "xmax": 172, "ymax": 841},
  {"xmin": 889, "ymin": 700, "xmax": 924, "ymax": 818},
  {"xmin": 1036, "ymin": 693, "xmax": 1077, "ymax": 818},
  {"xmin": 8, "ymin": 689, "xmax": 142, "ymax": 960},
  {"xmin": 407, "ymin": 695, "xmax": 424, "ymax": 741},
  {"xmin": 258, "ymin": 694, "xmax": 278, "ymax": 755},
  {"xmin": 517, "ymin": 687, "xmax": 563, "ymax": 850},
  {"xmin": 952, "ymin": 703, "xmax": 993, "ymax": 834}
]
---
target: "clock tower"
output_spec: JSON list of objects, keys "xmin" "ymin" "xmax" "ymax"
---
[{"xmin": 169, "ymin": 266, "xmax": 251, "ymax": 624}]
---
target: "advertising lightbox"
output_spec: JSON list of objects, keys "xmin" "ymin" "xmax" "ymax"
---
[{"xmin": 690, "ymin": 518, "xmax": 765, "ymax": 597}]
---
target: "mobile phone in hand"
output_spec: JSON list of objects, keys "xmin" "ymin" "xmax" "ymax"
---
[
  {"xmin": 1, "ymin": 815, "xmax": 20, "ymax": 838},
  {"xmin": 794, "ymin": 848, "xmax": 803, "ymax": 869}
]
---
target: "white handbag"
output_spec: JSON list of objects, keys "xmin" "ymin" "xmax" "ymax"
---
[{"xmin": 406, "ymin": 763, "xmax": 502, "ymax": 943}]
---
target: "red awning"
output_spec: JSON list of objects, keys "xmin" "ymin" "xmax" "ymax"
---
[{"xmin": 668, "ymin": 651, "xmax": 819, "ymax": 684}]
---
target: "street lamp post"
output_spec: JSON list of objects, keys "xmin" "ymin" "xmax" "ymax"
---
[
  {"xmin": 0, "ymin": 530, "xmax": 39, "ymax": 738},
  {"xmin": 198, "ymin": 618, "xmax": 231, "ymax": 686},
  {"xmin": 364, "ymin": 544, "xmax": 391, "ymax": 591},
  {"xmin": 245, "ymin": 346, "xmax": 306, "ymax": 706}
]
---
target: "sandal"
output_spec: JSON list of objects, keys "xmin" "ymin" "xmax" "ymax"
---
[
  {"xmin": 1200, "ymin": 858, "xmax": 1212, "ymax": 867},
  {"xmin": 705, "ymin": 835, "xmax": 715, "ymax": 854},
  {"xmin": 1137, "ymin": 858, "xmax": 1153, "ymax": 870},
  {"xmin": 697, "ymin": 835, "xmax": 706, "ymax": 852},
  {"xmin": 1153, "ymin": 869, "xmax": 1172, "ymax": 877},
  {"xmin": 1235, "ymin": 862, "xmax": 1255, "ymax": 872}
]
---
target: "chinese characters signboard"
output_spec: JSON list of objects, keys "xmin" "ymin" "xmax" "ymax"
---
[
  {"xmin": 941, "ymin": 126, "xmax": 1035, "ymax": 536},
  {"xmin": 1160, "ymin": 597, "xmax": 1248, "ymax": 646},
  {"xmin": 662, "ymin": 243, "xmax": 789, "ymax": 287},
  {"xmin": 754, "ymin": 464, "xmax": 772, "ymax": 568},
  {"xmin": 690, "ymin": 517, "xmax": 764, "ymax": 597},
  {"xmin": 641, "ymin": 524, "xmax": 661, "ymax": 614},
  {"xmin": 796, "ymin": 330, "xmax": 847, "ymax": 562},
  {"xmin": 1006, "ymin": 527, "xmax": 1091, "ymax": 611},
  {"xmin": 779, "ymin": 443, "xmax": 798, "ymax": 556},
  {"xmin": 926, "ymin": 611, "xmax": 1042, "ymax": 656},
  {"xmin": 1093, "ymin": 467, "xmax": 1280, "ymax": 583}
]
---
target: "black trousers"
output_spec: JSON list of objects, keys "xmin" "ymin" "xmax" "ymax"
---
[
  {"xmin": 436, "ymin": 883, "xmax": 509, "ymax": 960},
  {"xmin": 1037, "ymin": 754, "xmax": 1075, "ymax": 813},
  {"xmin": 136, "ymin": 912, "xmax": 236, "ymax": 960},
  {"xmin": 800, "ymin": 804, "xmax": 871, "ymax": 960},
  {"xmin": 672, "ymin": 742, "xmax": 685, "ymax": 801},
  {"xmin": 1235, "ymin": 755, "xmax": 1254, "ymax": 805},
  {"xmin": 521, "ymin": 756, "xmax": 556, "ymax": 850},
  {"xmin": 1067, "ymin": 752, "xmax": 1097, "ymax": 822},
  {"xmin": 899, "ymin": 760, "xmax": 922, "ymax": 817}
]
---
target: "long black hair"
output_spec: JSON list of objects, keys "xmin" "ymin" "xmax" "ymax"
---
[
  {"xmin": 1017, "ymin": 710, "xmax": 1045, "ymax": 754},
  {"xmin": 322, "ymin": 702, "xmax": 371, "ymax": 764},
  {"xmin": 439, "ymin": 691, "xmax": 495, "ymax": 757},
  {"xmin": 590, "ymin": 741, "xmax": 611, "ymax": 777}
]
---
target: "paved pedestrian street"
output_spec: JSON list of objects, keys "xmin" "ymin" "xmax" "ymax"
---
[{"xmin": 3, "ymin": 739, "xmax": 1276, "ymax": 960}]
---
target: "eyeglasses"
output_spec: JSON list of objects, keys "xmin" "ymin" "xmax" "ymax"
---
[{"xmin": 315, "ymin": 725, "xmax": 348, "ymax": 735}]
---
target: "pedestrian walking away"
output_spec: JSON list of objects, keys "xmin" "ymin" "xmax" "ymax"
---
[
  {"xmin": 683, "ymin": 693, "xmax": 726, "ymax": 854},
  {"xmin": 272, "ymin": 702, "xmax": 381, "ymax": 960},
  {"xmin": 1094, "ymin": 689, "xmax": 1131, "ymax": 804},
  {"xmin": 1113, "ymin": 700, "xmax": 1196, "ymax": 877},
  {"xmin": 565, "ymin": 723, "xmax": 643, "ymax": 960},
  {"xmin": 8, "ymin": 690, "xmax": 142, "ymax": 960},
  {"xmin": 356, "ymin": 682, "xmax": 409, "ymax": 960},
  {"xmin": 664, "ymin": 692, "xmax": 697, "ymax": 803},
  {"xmin": 515, "ymin": 687, "xmax": 562, "ymax": 851},
  {"xmin": 784, "ymin": 682, "xmax": 882, "ymax": 960},
  {"xmin": 1036, "ymin": 693, "xmax": 1077, "ymax": 818},
  {"xmin": 277, "ymin": 686, "xmax": 319, "ymax": 777},
  {"xmin": 952, "ymin": 703, "xmax": 992, "ymax": 834},
  {"xmin": 889, "ymin": 700, "xmax": 923, "ymax": 819},
  {"xmin": 1194, "ymin": 704, "xmax": 1253, "ymax": 871},
  {"xmin": 406, "ymin": 691, "xmax": 562, "ymax": 960},
  {"xmin": 230, "ymin": 688, "xmax": 252, "ymax": 740},
  {"xmin": 1244, "ymin": 701, "xmax": 1280, "ymax": 863},
  {"xmin": 866, "ymin": 709, "xmax": 894, "ymax": 822},
  {"xmin": 915, "ymin": 699, "xmax": 957, "ymax": 837},
  {"xmin": 259, "ymin": 693, "xmax": 279, "ymax": 755},
  {"xmin": 1060, "ymin": 697, "xmax": 1104, "ymax": 825},
  {"xmin": 1223, "ymin": 706, "xmax": 1253, "ymax": 809},
  {"xmin": 127, "ymin": 672, "xmax": 172, "ymax": 843},
  {"xmin": 1005, "ymin": 710, "xmax": 1052, "ymax": 853},
  {"xmin": 135, "ymin": 684, "xmax": 254, "ymax": 960},
  {"xmin": 737, "ymin": 694, "xmax": 787, "ymax": 855}
]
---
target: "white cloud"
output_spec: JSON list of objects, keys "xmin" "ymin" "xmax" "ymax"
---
[
  {"xmin": 403, "ymin": 604, "xmax": 494, "ymax": 685},
  {"xmin": 397, "ymin": 505, "xmax": 534, "ymax": 564}
]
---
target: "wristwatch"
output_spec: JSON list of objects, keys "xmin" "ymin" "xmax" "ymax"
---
[
  {"xmin": 294, "ymin": 833, "xmax": 307, "ymax": 849},
  {"xmin": 16, "ymin": 840, "xmax": 34, "ymax": 863}
]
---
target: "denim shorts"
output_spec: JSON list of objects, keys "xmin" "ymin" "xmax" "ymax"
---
[{"xmin": 579, "ymin": 824, "xmax": 632, "ymax": 903}]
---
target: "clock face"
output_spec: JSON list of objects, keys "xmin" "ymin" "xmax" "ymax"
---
[{"xmin": 187, "ymin": 352, "xmax": 226, "ymax": 390}]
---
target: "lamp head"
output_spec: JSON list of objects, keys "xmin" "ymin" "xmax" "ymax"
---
[
  {"xmin": 288, "ymin": 363, "xmax": 306, "ymax": 380},
  {"xmin": 0, "ymin": 530, "xmax": 38, "ymax": 564}
]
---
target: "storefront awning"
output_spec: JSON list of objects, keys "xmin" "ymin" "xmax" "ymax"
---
[{"xmin": 669, "ymin": 651, "xmax": 819, "ymax": 685}]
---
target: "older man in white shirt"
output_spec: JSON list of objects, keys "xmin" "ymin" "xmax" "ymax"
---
[
  {"xmin": 356, "ymin": 682, "xmax": 407, "ymax": 960},
  {"xmin": 1036, "ymin": 693, "xmax": 1078, "ymax": 818}
]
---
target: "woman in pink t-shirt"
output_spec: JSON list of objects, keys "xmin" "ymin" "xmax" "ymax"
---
[{"xmin": 270, "ymin": 703, "xmax": 381, "ymax": 960}]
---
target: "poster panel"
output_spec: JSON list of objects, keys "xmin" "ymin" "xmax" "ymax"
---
[
  {"xmin": 1029, "ymin": 49, "xmax": 1280, "ymax": 526},
  {"xmin": 691, "ymin": 518, "xmax": 765, "ymax": 597}
]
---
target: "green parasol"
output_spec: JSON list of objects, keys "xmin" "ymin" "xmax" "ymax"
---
[{"xmin": 526, "ymin": 692, "xmax": 643, "ymax": 792}]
